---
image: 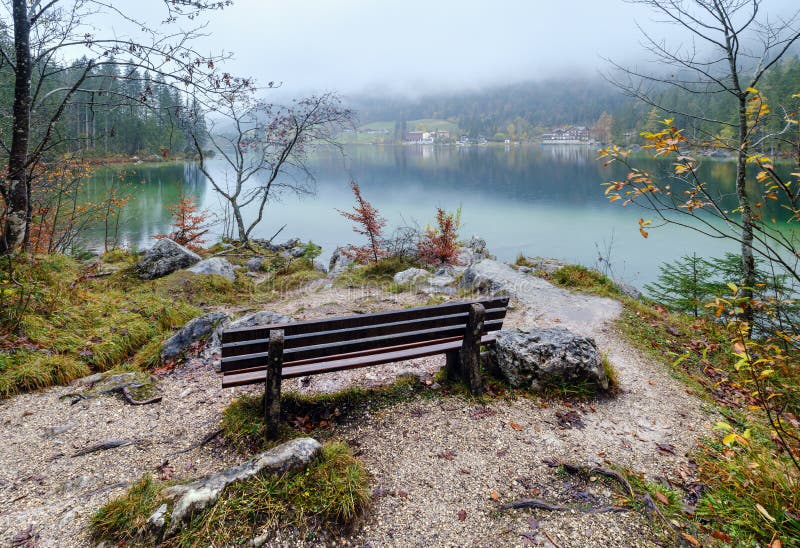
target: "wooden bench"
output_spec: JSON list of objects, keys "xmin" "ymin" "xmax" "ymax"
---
[{"xmin": 221, "ymin": 297, "xmax": 509, "ymax": 438}]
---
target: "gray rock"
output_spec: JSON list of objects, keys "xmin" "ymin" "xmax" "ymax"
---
[
  {"xmin": 459, "ymin": 259, "xmax": 509, "ymax": 294},
  {"xmin": 289, "ymin": 246, "xmax": 307, "ymax": 258},
  {"xmin": 228, "ymin": 310, "xmax": 294, "ymax": 329},
  {"xmin": 312, "ymin": 260, "xmax": 328, "ymax": 273},
  {"xmin": 146, "ymin": 503, "xmax": 168, "ymax": 541},
  {"xmin": 328, "ymin": 247, "xmax": 353, "ymax": 276},
  {"xmin": 187, "ymin": 257, "xmax": 236, "ymax": 281},
  {"xmin": 486, "ymin": 327, "xmax": 607, "ymax": 391},
  {"xmin": 43, "ymin": 424, "xmax": 74, "ymax": 438},
  {"xmin": 615, "ymin": 281, "xmax": 641, "ymax": 299},
  {"xmin": 393, "ymin": 268, "xmax": 430, "ymax": 285},
  {"xmin": 161, "ymin": 438, "xmax": 322, "ymax": 538},
  {"xmin": 527, "ymin": 257, "xmax": 566, "ymax": 275},
  {"xmin": 161, "ymin": 312, "xmax": 230, "ymax": 362},
  {"xmin": 246, "ymin": 256, "xmax": 266, "ymax": 272},
  {"xmin": 136, "ymin": 238, "xmax": 201, "ymax": 280},
  {"xmin": 457, "ymin": 235, "xmax": 490, "ymax": 265}
]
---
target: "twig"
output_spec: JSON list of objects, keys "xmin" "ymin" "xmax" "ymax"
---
[
  {"xmin": 167, "ymin": 428, "xmax": 223, "ymax": 457},
  {"xmin": 72, "ymin": 439, "xmax": 139, "ymax": 457},
  {"xmin": 542, "ymin": 529, "xmax": 562, "ymax": 548},
  {"xmin": 121, "ymin": 386, "xmax": 162, "ymax": 406},
  {"xmin": 266, "ymin": 223, "xmax": 287, "ymax": 244},
  {"xmin": 558, "ymin": 461, "xmax": 635, "ymax": 498},
  {"xmin": 501, "ymin": 498, "xmax": 628, "ymax": 514}
]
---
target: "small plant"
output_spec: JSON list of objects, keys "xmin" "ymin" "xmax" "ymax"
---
[
  {"xmin": 153, "ymin": 192, "xmax": 212, "ymax": 251},
  {"xmin": 417, "ymin": 207, "xmax": 461, "ymax": 266},
  {"xmin": 337, "ymin": 180, "xmax": 387, "ymax": 264}
]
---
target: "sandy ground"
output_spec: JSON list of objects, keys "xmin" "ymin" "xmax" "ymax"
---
[{"xmin": 0, "ymin": 271, "xmax": 713, "ymax": 547}]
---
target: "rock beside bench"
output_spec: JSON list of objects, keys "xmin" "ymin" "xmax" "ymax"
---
[{"xmin": 486, "ymin": 327, "xmax": 608, "ymax": 391}]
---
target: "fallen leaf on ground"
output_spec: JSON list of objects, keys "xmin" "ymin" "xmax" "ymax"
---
[
  {"xmin": 509, "ymin": 421, "xmax": 523, "ymax": 431},
  {"xmin": 490, "ymin": 491, "xmax": 500, "ymax": 500},
  {"xmin": 680, "ymin": 532, "xmax": 700, "ymax": 546},
  {"xmin": 436, "ymin": 450, "xmax": 456, "ymax": 461},
  {"xmin": 654, "ymin": 492, "xmax": 669, "ymax": 505},
  {"xmin": 711, "ymin": 531, "xmax": 733, "ymax": 542},
  {"xmin": 656, "ymin": 443, "xmax": 676, "ymax": 455},
  {"xmin": 457, "ymin": 509, "xmax": 467, "ymax": 521}
]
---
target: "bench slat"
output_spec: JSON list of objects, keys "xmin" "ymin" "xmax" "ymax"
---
[
  {"xmin": 224, "ymin": 335, "xmax": 465, "ymax": 378},
  {"xmin": 221, "ymin": 333, "xmax": 498, "ymax": 388},
  {"xmin": 221, "ymin": 318, "xmax": 504, "ymax": 372},
  {"xmin": 221, "ymin": 297, "xmax": 509, "ymax": 343},
  {"xmin": 221, "ymin": 307, "xmax": 508, "ymax": 357}
]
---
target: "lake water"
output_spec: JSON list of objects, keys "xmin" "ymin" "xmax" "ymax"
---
[{"xmin": 83, "ymin": 144, "xmax": 767, "ymax": 288}]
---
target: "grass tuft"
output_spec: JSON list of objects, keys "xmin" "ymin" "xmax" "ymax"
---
[
  {"xmin": 89, "ymin": 442, "xmax": 370, "ymax": 545},
  {"xmin": 548, "ymin": 264, "xmax": 621, "ymax": 297},
  {"xmin": 88, "ymin": 475, "xmax": 164, "ymax": 545}
]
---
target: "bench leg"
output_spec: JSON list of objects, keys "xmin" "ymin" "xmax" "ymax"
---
[
  {"xmin": 265, "ymin": 329, "xmax": 284, "ymax": 440},
  {"xmin": 459, "ymin": 303, "xmax": 485, "ymax": 395}
]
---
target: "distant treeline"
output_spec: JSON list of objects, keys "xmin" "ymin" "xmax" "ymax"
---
[
  {"xmin": 0, "ymin": 54, "xmax": 204, "ymax": 159},
  {"xmin": 349, "ymin": 55, "xmax": 800, "ymax": 150}
]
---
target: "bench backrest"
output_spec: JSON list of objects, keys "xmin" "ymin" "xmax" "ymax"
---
[{"xmin": 221, "ymin": 297, "xmax": 509, "ymax": 377}]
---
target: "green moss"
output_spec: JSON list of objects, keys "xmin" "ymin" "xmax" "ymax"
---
[
  {"xmin": 335, "ymin": 256, "xmax": 421, "ymax": 288},
  {"xmin": 90, "ymin": 443, "xmax": 371, "ymax": 546}
]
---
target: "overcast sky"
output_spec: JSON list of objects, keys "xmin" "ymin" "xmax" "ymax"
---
[{"xmin": 116, "ymin": 0, "xmax": 799, "ymax": 97}]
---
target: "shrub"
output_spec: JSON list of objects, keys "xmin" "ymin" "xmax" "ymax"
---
[{"xmin": 417, "ymin": 207, "xmax": 461, "ymax": 266}]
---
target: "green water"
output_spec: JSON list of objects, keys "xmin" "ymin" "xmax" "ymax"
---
[{"xmin": 82, "ymin": 144, "xmax": 790, "ymax": 287}]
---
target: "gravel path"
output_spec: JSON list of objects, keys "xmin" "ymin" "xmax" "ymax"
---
[{"xmin": 0, "ymin": 269, "xmax": 713, "ymax": 547}]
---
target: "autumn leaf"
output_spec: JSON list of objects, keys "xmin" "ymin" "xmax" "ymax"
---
[
  {"xmin": 654, "ymin": 491, "xmax": 669, "ymax": 505},
  {"xmin": 680, "ymin": 532, "xmax": 700, "ymax": 546},
  {"xmin": 490, "ymin": 491, "xmax": 500, "ymax": 501},
  {"xmin": 457, "ymin": 509, "xmax": 467, "ymax": 521},
  {"xmin": 509, "ymin": 421, "xmax": 523, "ymax": 431}
]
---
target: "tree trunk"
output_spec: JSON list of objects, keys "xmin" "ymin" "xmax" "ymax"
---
[
  {"xmin": 0, "ymin": 0, "xmax": 32, "ymax": 254},
  {"xmin": 231, "ymin": 199, "xmax": 248, "ymax": 244},
  {"xmin": 736, "ymin": 95, "xmax": 756, "ymax": 325}
]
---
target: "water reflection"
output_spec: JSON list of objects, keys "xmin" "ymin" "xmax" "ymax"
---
[{"xmin": 80, "ymin": 145, "xmax": 794, "ymax": 287}]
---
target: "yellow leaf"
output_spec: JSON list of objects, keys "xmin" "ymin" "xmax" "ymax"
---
[
  {"xmin": 715, "ymin": 421, "xmax": 732, "ymax": 431},
  {"xmin": 722, "ymin": 433, "xmax": 737, "ymax": 446}
]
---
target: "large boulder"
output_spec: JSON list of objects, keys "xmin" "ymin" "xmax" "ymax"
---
[
  {"xmin": 228, "ymin": 310, "xmax": 294, "ymax": 329},
  {"xmin": 155, "ymin": 438, "xmax": 322, "ymax": 540},
  {"xmin": 328, "ymin": 247, "xmax": 353, "ymax": 276},
  {"xmin": 458, "ymin": 258, "xmax": 509, "ymax": 294},
  {"xmin": 486, "ymin": 327, "xmax": 608, "ymax": 391},
  {"xmin": 187, "ymin": 257, "xmax": 236, "ymax": 281},
  {"xmin": 393, "ymin": 267, "xmax": 430, "ymax": 285},
  {"xmin": 161, "ymin": 311, "xmax": 230, "ymax": 362},
  {"xmin": 458, "ymin": 235, "xmax": 490, "ymax": 265},
  {"xmin": 136, "ymin": 238, "xmax": 201, "ymax": 280}
]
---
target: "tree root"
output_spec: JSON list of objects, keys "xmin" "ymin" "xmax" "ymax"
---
[
  {"xmin": 72, "ymin": 439, "xmax": 140, "ymax": 457},
  {"xmin": 501, "ymin": 497, "xmax": 627, "ymax": 514}
]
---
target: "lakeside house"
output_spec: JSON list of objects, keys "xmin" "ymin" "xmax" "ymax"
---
[
  {"xmin": 404, "ymin": 129, "xmax": 450, "ymax": 144},
  {"xmin": 541, "ymin": 126, "xmax": 591, "ymax": 144}
]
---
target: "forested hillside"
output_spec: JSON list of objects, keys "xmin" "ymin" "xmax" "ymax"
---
[
  {"xmin": 0, "ymin": 55, "xmax": 202, "ymax": 158},
  {"xmin": 349, "ymin": 55, "xmax": 800, "ymax": 148}
]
